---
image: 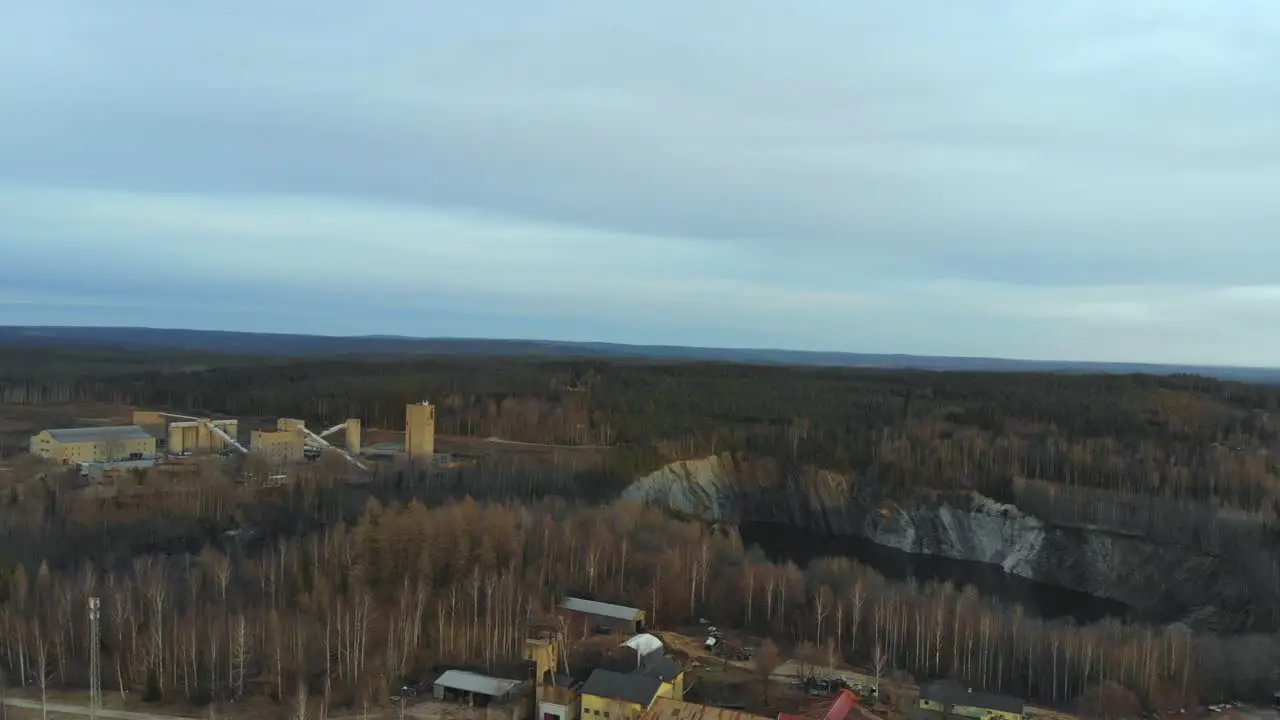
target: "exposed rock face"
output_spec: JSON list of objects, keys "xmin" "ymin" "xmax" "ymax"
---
[
  {"xmin": 622, "ymin": 454, "xmax": 1267, "ymax": 631},
  {"xmin": 622, "ymin": 455, "xmax": 740, "ymax": 521}
]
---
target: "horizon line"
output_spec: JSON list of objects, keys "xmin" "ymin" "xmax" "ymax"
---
[{"xmin": 3, "ymin": 323, "xmax": 1278, "ymax": 373}]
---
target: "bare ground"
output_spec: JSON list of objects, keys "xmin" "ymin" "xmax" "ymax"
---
[{"xmin": 0, "ymin": 403, "xmax": 134, "ymax": 455}]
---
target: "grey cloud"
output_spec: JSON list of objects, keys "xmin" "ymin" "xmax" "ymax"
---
[
  {"xmin": 7, "ymin": 4, "xmax": 1280, "ymax": 242},
  {"xmin": 3, "ymin": 1, "xmax": 1280, "ymax": 362}
]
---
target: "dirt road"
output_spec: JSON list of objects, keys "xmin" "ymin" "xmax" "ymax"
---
[
  {"xmin": 768, "ymin": 659, "xmax": 880, "ymax": 689},
  {"xmin": 0, "ymin": 698, "xmax": 198, "ymax": 720}
]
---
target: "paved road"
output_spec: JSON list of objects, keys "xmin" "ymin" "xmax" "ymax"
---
[{"xmin": 0, "ymin": 698, "xmax": 198, "ymax": 720}]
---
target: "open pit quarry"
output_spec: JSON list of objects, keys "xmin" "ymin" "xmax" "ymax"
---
[{"xmin": 622, "ymin": 454, "xmax": 1277, "ymax": 632}]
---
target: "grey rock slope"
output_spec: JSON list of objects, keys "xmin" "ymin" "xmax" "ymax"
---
[{"xmin": 623, "ymin": 454, "xmax": 1273, "ymax": 631}]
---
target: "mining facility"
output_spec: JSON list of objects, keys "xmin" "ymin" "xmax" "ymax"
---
[{"xmin": 28, "ymin": 401, "xmax": 441, "ymax": 478}]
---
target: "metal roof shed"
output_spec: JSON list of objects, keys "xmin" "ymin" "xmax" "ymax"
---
[
  {"xmin": 560, "ymin": 598, "xmax": 644, "ymax": 621},
  {"xmin": 560, "ymin": 597, "xmax": 647, "ymax": 633},
  {"xmin": 433, "ymin": 670, "xmax": 521, "ymax": 701}
]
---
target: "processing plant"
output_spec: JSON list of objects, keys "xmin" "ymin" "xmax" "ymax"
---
[{"xmin": 28, "ymin": 400, "xmax": 439, "ymax": 478}]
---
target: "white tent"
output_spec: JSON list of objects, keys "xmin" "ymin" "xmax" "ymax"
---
[{"xmin": 620, "ymin": 632, "xmax": 664, "ymax": 658}]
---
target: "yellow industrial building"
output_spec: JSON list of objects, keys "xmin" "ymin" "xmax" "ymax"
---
[
  {"xmin": 130, "ymin": 410, "xmax": 242, "ymax": 456},
  {"xmin": 29, "ymin": 426, "xmax": 158, "ymax": 465},
  {"xmin": 131, "ymin": 410, "xmax": 168, "ymax": 436},
  {"xmin": 579, "ymin": 658, "xmax": 685, "ymax": 720},
  {"xmin": 168, "ymin": 418, "xmax": 239, "ymax": 454},
  {"xmin": 250, "ymin": 417, "xmax": 365, "ymax": 465},
  {"xmin": 83, "ymin": 397, "xmax": 435, "ymax": 466},
  {"xmin": 640, "ymin": 699, "xmax": 771, "ymax": 720},
  {"xmin": 250, "ymin": 418, "xmax": 309, "ymax": 464},
  {"xmin": 251, "ymin": 428, "xmax": 306, "ymax": 464}
]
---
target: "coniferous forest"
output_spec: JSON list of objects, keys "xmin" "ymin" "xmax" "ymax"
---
[{"xmin": 0, "ymin": 348, "xmax": 1278, "ymax": 715}]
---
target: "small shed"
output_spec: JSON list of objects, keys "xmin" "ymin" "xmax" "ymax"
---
[
  {"xmin": 433, "ymin": 670, "xmax": 522, "ymax": 705},
  {"xmin": 560, "ymin": 597, "xmax": 646, "ymax": 634}
]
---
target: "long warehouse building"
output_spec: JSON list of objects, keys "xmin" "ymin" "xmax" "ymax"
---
[{"xmin": 29, "ymin": 426, "xmax": 158, "ymax": 464}]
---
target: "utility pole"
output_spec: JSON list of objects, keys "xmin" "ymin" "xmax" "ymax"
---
[{"xmin": 88, "ymin": 597, "xmax": 101, "ymax": 720}]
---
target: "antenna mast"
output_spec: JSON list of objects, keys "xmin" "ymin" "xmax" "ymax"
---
[{"xmin": 88, "ymin": 597, "xmax": 101, "ymax": 720}]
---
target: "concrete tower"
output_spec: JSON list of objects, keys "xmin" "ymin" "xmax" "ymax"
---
[
  {"xmin": 345, "ymin": 418, "xmax": 362, "ymax": 455},
  {"xmin": 404, "ymin": 401, "xmax": 435, "ymax": 457}
]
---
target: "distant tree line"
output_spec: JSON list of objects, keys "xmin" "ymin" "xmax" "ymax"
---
[{"xmin": 4, "ymin": 359, "xmax": 1279, "ymax": 503}]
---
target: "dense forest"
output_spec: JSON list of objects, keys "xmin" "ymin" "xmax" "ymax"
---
[
  {"xmin": 0, "ymin": 486, "xmax": 1275, "ymax": 714},
  {"xmin": 1, "ymin": 350, "xmax": 1279, "ymax": 713},
  {"xmin": 7, "ymin": 356, "xmax": 1280, "ymax": 497}
]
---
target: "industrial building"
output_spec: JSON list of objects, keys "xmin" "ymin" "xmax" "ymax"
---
[
  {"xmin": 133, "ymin": 402, "xmax": 429, "ymax": 468},
  {"xmin": 579, "ymin": 661, "xmax": 686, "ymax": 720},
  {"xmin": 169, "ymin": 418, "xmax": 239, "ymax": 454},
  {"xmin": 130, "ymin": 409, "xmax": 244, "ymax": 456},
  {"xmin": 577, "ymin": 635, "xmax": 686, "ymax": 720},
  {"xmin": 29, "ymin": 426, "xmax": 157, "ymax": 465},
  {"xmin": 405, "ymin": 401, "xmax": 436, "ymax": 456},
  {"xmin": 538, "ymin": 683, "xmax": 581, "ymax": 720},
  {"xmin": 251, "ymin": 417, "xmax": 364, "ymax": 466},
  {"xmin": 346, "ymin": 401, "xmax": 438, "ymax": 464},
  {"xmin": 916, "ymin": 680, "xmax": 1024, "ymax": 720},
  {"xmin": 28, "ymin": 401, "xmax": 436, "ymax": 475},
  {"xmin": 432, "ymin": 669, "xmax": 522, "ymax": 705},
  {"xmin": 131, "ymin": 410, "xmax": 168, "ymax": 437},
  {"xmin": 527, "ymin": 625, "xmax": 582, "ymax": 720},
  {"xmin": 641, "ymin": 699, "xmax": 771, "ymax": 720},
  {"xmin": 560, "ymin": 597, "xmax": 647, "ymax": 635},
  {"xmin": 251, "ymin": 424, "xmax": 307, "ymax": 464}
]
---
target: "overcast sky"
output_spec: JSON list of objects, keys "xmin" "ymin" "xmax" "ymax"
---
[{"xmin": 2, "ymin": 2, "xmax": 1279, "ymax": 365}]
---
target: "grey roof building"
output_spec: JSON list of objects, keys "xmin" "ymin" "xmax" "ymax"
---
[
  {"xmin": 47, "ymin": 426, "xmax": 155, "ymax": 442},
  {"xmin": 918, "ymin": 680, "xmax": 1025, "ymax": 717},
  {"xmin": 636, "ymin": 656, "xmax": 682, "ymax": 683},
  {"xmin": 432, "ymin": 670, "xmax": 521, "ymax": 702},
  {"xmin": 560, "ymin": 596, "xmax": 647, "ymax": 633},
  {"xmin": 580, "ymin": 669, "xmax": 664, "ymax": 706},
  {"xmin": 560, "ymin": 597, "xmax": 645, "ymax": 621}
]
